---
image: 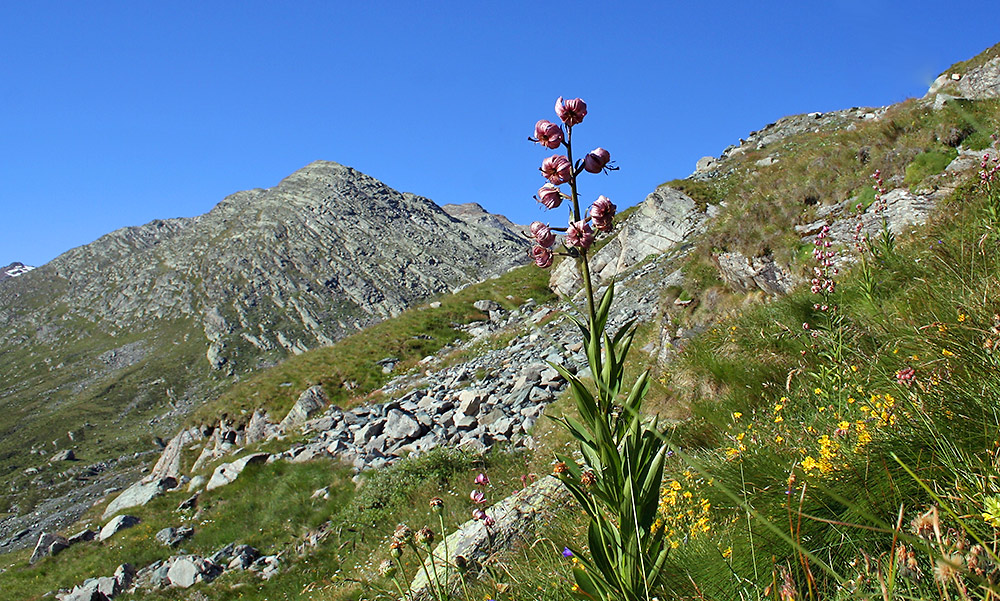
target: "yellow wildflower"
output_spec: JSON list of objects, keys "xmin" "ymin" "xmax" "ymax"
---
[
  {"xmin": 942, "ymin": 349, "xmax": 954, "ymax": 357},
  {"xmin": 959, "ymin": 313, "xmax": 967, "ymax": 322},
  {"xmin": 732, "ymin": 411, "xmax": 742, "ymax": 419},
  {"xmin": 722, "ymin": 546, "xmax": 733, "ymax": 559},
  {"xmin": 774, "ymin": 403, "xmax": 784, "ymax": 412}
]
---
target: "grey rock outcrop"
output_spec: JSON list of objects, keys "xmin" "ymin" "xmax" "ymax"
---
[
  {"xmin": 929, "ymin": 54, "xmax": 1000, "ymax": 100},
  {"xmin": 57, "ymin": 564, "xmax": 133, "ymax": 601},
  {"xmin": 551, "ymin": 186, "xmax": 709, "ymax": 297},
  {"xmin": 102, "ymin": 476, "xmax": 178, "ymax": 520},
  {"xmin": 205, "ymin": 453, "xmax": 269, "ymax": 491},
  {"xmin": 29, "ymin": 531, "xmax": 69, "ymax": 564},
  {"xmin": 156, "ymin": 526, "xmax": 194, "ymax": 547},
  {"xmin": 148, "ymin": 428, "xmax": 202, "ymax": 481},
  {"xmin": 715, "ymin": 252, "xmax": 799, "ymax": 295},
  {"xmin": 98, "ymin": 515, "xmax": 141, "ymax": 542},
  {"xmin": 279, "ymin": 385, "xmax": 328, "ymax": 432},
  {"xmin": 410, "ymin": 476, "xmax": 571, "ymax": 595},
  {"xmin": 165, "ymin": 555, "xmax": 223, "ymax": 588}
]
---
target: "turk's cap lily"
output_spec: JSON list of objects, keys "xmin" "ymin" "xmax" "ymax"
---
[
  {"xmin": 555, "ymin": 96, "xmax": 587, "ymax": 127},
  {"xmin": 535, "ymin": 183, "xmax": 563, "ymax": 209},
  {"xmin": 583, "ymin": 147, "xmax": 614, "ymax": 173},
  {"xmin": 532, "ymin": 119, "xmax": 564, "ymax": 149},
  {"xmin": 529, "ymin": 221, "xmax": 556, "ymax": 248},
  {"xmin": 540, "ymin": 155, "xmax": 572, "ymax": 185},
  {"xmin": 531, "ymin": 245, "xmax": 554, "ymax": 268},
  {"xmin": 566, "ymin": 220, "xmax": 595, "ymax": 250}
]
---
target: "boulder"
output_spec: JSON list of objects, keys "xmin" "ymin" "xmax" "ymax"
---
[
  {"xmin": 409, "ymin": 476, "xmax": 570, "ymax": 594},
  {"xmin": 148, "ymin": 427, "xmax": 202, "ymax": 480},
  {"xmin": 155, "ymin": 526, "xmax": 194, "ymax": 547},
  {"xmin": 98, "ymin": 515, "xmax": 141, "ymax": 542},
  {"xmin": 714, "ymin": 252, "xmax": 799, "ymax": 295},
  {"xmin": 473, "ymin": 300, "xmax": 501, "ymax": 312},
  {"xmin": 50, "ymin": 449, "xmax": 75, "ymax": 462},
  {"xmin": 29, "ymin": 531, "xmax": 69, "ymax": 564},
  {"xmin": 67, "ymin": 528, "xmax": 96, "ymax": 545},
  {"xmin": 205, "ymin": 453, "xmax": 269, "ymax": 491},
  {"xmin": 103, "ymin": 476, "xmax": 178, "ymax": 519},
  {"xmin": 279, "ymin": 385, "xmax": 328, "ymax": 432},
  {"xmin": 244, "ymin": 409, "xmax": 280, "ymax": 445},
  {"xmin": 384, "ymin": 409, "xmax": 421, "ymax": 440}
]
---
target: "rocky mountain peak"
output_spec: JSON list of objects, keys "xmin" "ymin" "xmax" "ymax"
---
[{"xmin": 0, "ymin": 261, "xmax": 34, "ymax": 282}]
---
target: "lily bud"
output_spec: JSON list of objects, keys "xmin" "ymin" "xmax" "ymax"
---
[
  {"xmin": 555, "ymin": 96, "xmax": 587, "ymax": 126},
  {"xmin": 535, "ymin": 183, "xmax": 563, "ymax": 209},
  {"xmin": 566, "ymin": 220, "xmax": 594, "ymax": 250},
  {"xmin": 540, "ymin": 155, "xmax": 572, "ymax": 185},
  {"xmin": 533, "ymin": 120, "xmax": 564, "ymax": 149},
  {"xmin": 583, "ymin": 148, "xmax": 612, "ymax": 173},
  {"xmin": 529, "ymin": 222, "xmax": 555, "ymax": 248},
  {"xmin": 531, "ymin": 245, "xmax": 554, "ymax": 268}
]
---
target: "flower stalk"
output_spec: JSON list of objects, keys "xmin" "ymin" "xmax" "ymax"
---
[{"xmin": 530, "ymin": 97, "xmax": 669, "ymax": 600}]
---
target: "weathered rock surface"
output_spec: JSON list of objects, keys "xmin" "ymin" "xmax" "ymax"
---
[
  {"xmin": 29, "ymin": 531, "xmax": 69, "ymax": 564},
  {"xmin": 410, "ymin": 476, "xmax": 571, "ymax": 595},
  {"xmin": 103, "ymin": 476, "xmax": 177, "ymax": 520},
  {"xmin": 715, "ymin": 252, "xmax": 799, "ymax": 295},
  {"xmin": 205, "ymin": 453, "xmax": 269, "ymax": 491},
  {"xmin": 279, "ymin": 385, "xmax": 328, "ymax": 432},
  {"xmin": 155, "ymin": 526, "xmax": 193, "ymax": 547},
  {"xmin": 148, "ymin": 428, "xmax": 202, "ymax": 481},
  {"xmin": 98, "ymin": 515, "xmax": 141, "ymax": 542},
  {"xmin": 929, "ymin": 54, "xmax": 1000, "ymax": 100},
  {"xmin": 550, "ymin": 186, "xmax": 710, "ymax": 297}
]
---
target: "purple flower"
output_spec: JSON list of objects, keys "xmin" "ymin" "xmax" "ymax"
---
[
  {"xmin": 531, "ymin": 245, "xmax": 554, "ymax": 268},
  {"xmin": 533, "ymin": 120, "xmax": 564, "ymax": 149},
  {"xmin": 529, "ymin": 221, "xmax": 556, "ymax": 248},
  {"xmin": 470, "ymin": 489, "xmax": 486, "ymax": 504},
  {"xmin": 589, "ymin": 195, "xmax": 616, "ymax": 232},
  {"xmin": 540, "ymin": 155, "xmax": 572, "ymax": 185},
  {"xmin": 583, "ymin": 148, "xmax": 613, "ymax": 173},
  {"xmin": 535, "ymin": 183, "xmax": 563, "ymax": 209},
  {"xmin": 555, "ymin": 96, "xmax": 587, "ymax": 127},
  {"xmin": 472, "ymin": 508, "xmax": 486, "ymax": 521},
  {"xmin": 566, "ymin": 220, "xmax": 594, "ymax": 250},
  {"xmin": 474, "ymin": 472, "xmax": 490, "ymax": 486},
  {"xmin": 483, "ymin": 515, "xmax": 495, "ymax": 527},
  {"xmin": 562, "ymin": 547, "xmax": 574, "ymax": 558}
]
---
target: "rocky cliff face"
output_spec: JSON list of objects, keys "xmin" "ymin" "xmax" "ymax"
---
[{"xmin": 549, "ymin": 187, "xmax": 712, "ymax": 297}]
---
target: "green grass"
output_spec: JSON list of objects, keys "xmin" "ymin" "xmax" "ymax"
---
[
  {"xmin": 650, "ymin": 177, "xmax": 1000, "ymax": 598},
  {"xmin": 904, "ymin": 147, "xmax": 959, "ymax": 187}
]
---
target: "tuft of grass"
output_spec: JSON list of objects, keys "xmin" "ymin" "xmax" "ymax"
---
[{"xmin": 904, "ymin": 147, "xmax": 958, "ymax": 187}]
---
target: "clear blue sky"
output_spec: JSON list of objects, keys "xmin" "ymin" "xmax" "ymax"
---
[{"xmin": 1, "ymin": 1, "xmax": 996, "ymax": 267}]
